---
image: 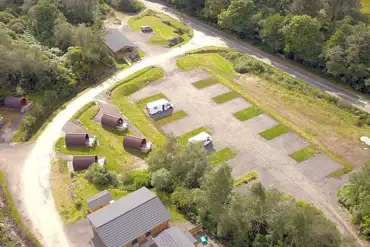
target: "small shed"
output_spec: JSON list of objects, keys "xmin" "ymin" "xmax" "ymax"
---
[
  {"xmin": 86, "ymin": 190, "xmax": 113, "ymax": 213},
  {"xmin": 104, "ymin": 28, "xmax": 140, "ymax": 63},
  {"xmin": 65, "ymin": 133, "xmax": 95, "ymax": 148},
  {"xmin": 72, "ymin": 155, "xmax": 98, "ymax": 171},
  {"xmin": 3, "ymin": 96, "xmax": 31, "ymax": 112},
  {"xmin": 101, "ymin": 114, "xmax": 127, "ymax": 131},
  {"xmin": 123, "ymin": 135, "xmax": 151, "ymax": 153}
]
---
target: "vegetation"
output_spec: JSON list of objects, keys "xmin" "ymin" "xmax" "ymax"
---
[
  {"xmin": 147, "ymin": 139, "xmax": 346, "ymax": 246},
  {"xmin": 259, "ymin": 124, "xmax": 290, "ymax": 140},
  {"xmin": 177, "ymin": 127, "xmax": 211, "ymax": 146},
  {"xmin": 337, "ymin": 163, "xmax": 370, "ymax": 238},
  {"xmin": 128, "ymin": 10, "xmax": 192, "ymax": 46},
  {"xmin": 192, "ymin": 78, "xmax": 219, "ymax": 89},
  {"xmin": 136, "ymin": 93, "xmax": 169, "ymax": 107},
  {"xmin": 290, "ymin": 145, "xmax": 318, "ymax": 162},
  {"xmin": 85, "ymin": 163, "xmax": 119, "ymax": 187},
  {"xmin": 233, "ymin": 106, "xmax": 262, "ymax": 121},
  {"xmin": 167, "ymin": 0, "xmax": 370, "ymax": 95},
  {"xmin": 207, "ymin": 147, "xmax": 237, "ymax": 165},
  {"xmin": 233, "ymin": 170, "xmax": 259, "ymax": 187},
  {"xmin": 0, "ymin": 171, "xmax": 42, "ymax": 246},
  {"xmin": 106, "ymin": 0, "xmax": 144, "ymax": 13},
  {"xmin": 361, "ymin": 0, "xmax": 370, "ymax": 13},
  {"xmin": 111, "ymin": 67, "xmax": 167, "ymax": 147},
  {"xmin": 155, "ymin": 110, "xmax": 188, "ymax": 126},
  {"xmin": 212, "ymin": 91, "xmax": 240, "ymax": 104}
]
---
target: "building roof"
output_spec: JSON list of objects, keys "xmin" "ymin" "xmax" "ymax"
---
[
  {"xmin": 123, "ymin": 135, "xmax": 147, "ymax": 151},
  {"xmin": 72, "ymin": 155, "xmax": 98, "ymax": 171},
  {"xmin": 104, "ymin": 28, "xmax": 136, "ymax": 53},
  {"xmin": 154, "ymin": 227, "xmax": 197, "ymax": 247},
  {"xmin": 65, "ymin": 133, "xmax": 89, "ymax": 148},
  {"xmin": 146, "ymin": 99, "xmax": 170, "ymax": 109},
  {"xmin": 87, "ymin": 187, "xmax": 170, "ymax": 247},
  {"xmin": 4, "ymin": 96, "xmax": 27, "ymax": 110},
  {"xmin": 86, "ymin": 190, "xmax": 113, "ymax": 210},
  {"xmin": 101, "ymin": 114, "xmax": 124, "ymax": 129}
]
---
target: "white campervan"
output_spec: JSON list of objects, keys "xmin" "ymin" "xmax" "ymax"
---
[
  {"xmin": 146, "ymin": 99, "xmax": 173, "ymax": 115},
  {"xmin": 188, "ymin": 132, "xmax": 212, "ymax": 146}
]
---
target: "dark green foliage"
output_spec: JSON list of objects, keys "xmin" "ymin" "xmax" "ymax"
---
[
  {"xmin": 0, "ymin": 11, "xmax": 15, "ymax": 24},
  {"xmin": 122, "ymin": 169, "xmax": 151, "ymax": 191},
  {"xmin": 338, "ymin": 163, "xmax": 370, "ymax": 238},
  {"xmin": 85, "ymin": 163, "xmax": 119, "ymax": 187},
  {"xmin": 106, "ymin": 0, "xmax": 144, "ymax": 13},
  {"xmin": 151, "ymin": 168, "xmax": 173, "ymax": 193}
]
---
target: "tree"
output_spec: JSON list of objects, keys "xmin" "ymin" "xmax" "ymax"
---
[
  {"xmin": 218, "ymin": 0, "xmax": 256, "ymax": 35},
  {"xmin": 151, "ymin": 168, "xmax": 173, "ymax": 192},
  {"xmin": 283, "ymin": 15, "xmax": 324, "ymax": 64},
  {"xmin": 324, "ymin": 0, "xmax": 361, "ymax": 23},
  {"xmin": 290, "ymin": 0, "xmax": 323, "ymax": 17},
  {"xmin": 58, "ymin": 0, "xmax": 99, "ymax": 24},
  {"xmin": 338, "ymin": 163, "xmax": 370, "ymax": 238},
  {"xmin": 260, "ymin": 13, "xmax": 286, "ymax": 52},
  {"xmin": 204, "ymin": 0, "xmax": 230, "ymax": 20},
  {"xmin": 85, "ymin": 163, "xmax": 119, "ymax": 187}
]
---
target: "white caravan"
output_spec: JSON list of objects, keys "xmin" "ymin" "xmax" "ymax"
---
[
  {"xmin": 188, "ymin": 132, "xmax": 212, "ymax": 146},
  {"xmin": 146, "ymin": 99, "xmax": 173, "ymax": 115}
]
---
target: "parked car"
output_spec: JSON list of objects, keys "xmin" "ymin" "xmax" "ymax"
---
[
  {"xmin": 141, "ymin": 25, "xmax": 153, "ymax": 33},
  {"xmin": 147, "ymin": 99, "xmax": 173, "ymax": 115},
  {"xmin": 188, "ymin": 132, "xmax": 212, "ymax": 146}
]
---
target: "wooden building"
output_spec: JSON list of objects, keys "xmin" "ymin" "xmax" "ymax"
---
[
  {"xmin": 123, "ymin": 135, "xmax": 151, "ymax": 153},
  {"xmin": 101, "ymin": 114, "xmax": 127, "ymax": 132},
  {"xmin": 3, "ymin": 96, "xmax": 32, "ymax": 112},
  {"xmin": 86, "ymin": 190, "xmax": 113, "ymax": 213},
  {"xmin": 65, "ymin": 133, "xmax": 96, "ymax": 148}
]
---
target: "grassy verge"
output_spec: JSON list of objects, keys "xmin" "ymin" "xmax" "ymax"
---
[
  {"xmin": 192, "ymin": 78, "xmax": 219, "ymax": 89},
  {"xmin": 136, "ymin": 93, "xmax": 169, "ymax": 107},
  {"xmin": 111, "ymin": 67, "xmax": 167, "ymax": 147},
  {"xmin": 156, "ymin": 110, "xmax": 188, "ymax": 126},
  {"xmin": 55, "ymin": 104, "xmax": 135, "ymax": 172},
  {"xmin": 207, "ymin": 147, "xmax": 237, "ymax": 166},
  {"xmin": 259, "ymin": 124, "xmax": 290, "ymax": 140},
  {"xmin": 234, "ymin": 170, "xmax": 259, "ymax": 187},
  {"xmin": 177, "ymin": 51, "xmax": 359, "ymax": 176},
  {"xmin": 234, "ymin": 106, "xmax": 262, "ymax": 121},
  {"xmin": 177, "ymin": 127, "xmax": 211, "ymax": 146},
  {"xmin": 290, "ymin": 145, "xmax": 318, "ymax": 162},
  {"xmin": 212, "ymin": 91, "xmax": 240, "ymax": 104},
  {"xmin": 0, "ymin": 171, "xmax": 42, "ymax": 246},
  {"xmin": 128, "ymin": 10, "xmax": 192, "ymax": 47}
]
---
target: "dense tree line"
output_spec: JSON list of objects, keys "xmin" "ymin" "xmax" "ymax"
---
[
  {"xmin": 0, "ymin": 0, "xmax": 112, "ymax": 140},
  {"xmin": 338, "ymin": 163, "xmax": 370, "ymax": 238},
  {"xmin": 144, "ymin": 138, "xmax": 350, "ymax": 247},
  {"xmin": 167, "ymin": 0, "xmax": 370, "ymax": 94}
]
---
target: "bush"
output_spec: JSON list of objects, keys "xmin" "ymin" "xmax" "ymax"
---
[
  {"xmin": 123, "ymin": 169, "xmax": 151, "ymax": 191},
  {"xmin": 151, "ymin": 168, "xmax": 173, "ymax": 193},
  {"xmin": 7, "ymin": 18, "xmax": 27, "ymax": 34},
  {"xmin": 118, "ymin": 0, "xmax": 144, "ymax": 13},
  {"xmin": 0, "ymin": 11, "xmax": 14, "ymax": 24},
  {"xmin": 74, "ymin": 198, "xmax": 83, "ymax": 210},
  {"xmin": 233, "ymin": 55, "xmax": 267, "ymax": 74},
  {"xmin": 85, "ymin": 163, "xmax": 119, "ymax": 187}
]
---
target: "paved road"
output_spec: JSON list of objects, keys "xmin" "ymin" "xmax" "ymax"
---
[{"xmin": 141, "ymin": 0, "xmax": 370, "ymax": 114}]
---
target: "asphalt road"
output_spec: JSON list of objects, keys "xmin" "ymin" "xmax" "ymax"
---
[{"xmin": 142, "ymin": 0, "xmax": 370, "ymax": 114}]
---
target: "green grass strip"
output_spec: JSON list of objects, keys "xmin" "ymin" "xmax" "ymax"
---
[
  {"xmin": 177, "ymin": 127, "xmax": 211, "ymax": 146},
  {"xmin": 234, "ymin": 170, "xmax": 259, "ymax": 187},
  {"xmin": 207, "ymin": 147, "xmax": 237, "ymax": 165},
  {"xmin": 234, "ymin": 106, "xmax": 262, "ymax": 121},
  {"xmin": 212, "ymin": 91, "xmax": 240, "ymax": 104},
  {"xmin": 156, "ymin": 110, "xmax": 188, "ymax": 126},
  {"xmin": 290, "ymin": 145, "xmax": 317, "ymax": 162},
  {"xmin": 136, "ymin": 93, "xmax": 169, "ymax": 108},
  {"xmin": 0, "ymin": 171, "xmax": 43, "ymax": 247},
  {"xmin": 192, "ymin": 78, "xmax": 219, "ymax": 89},
  {"xmin": 259, "ymin": 124, "xmax": 290, "ymax": 140}
]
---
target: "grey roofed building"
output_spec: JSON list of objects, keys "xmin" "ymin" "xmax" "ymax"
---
[
  {"xmin": 104, "ymin": 28, "xmax": 136, "ymax": 53},
  {"xmin": 86, "ymin": 190, "xmax": 113, "ymax": 212},
  {"xmin": 154, "ymin": 227, "xmax": 197, "ymax": 247},
  {"xmin": 87, "ymin": 187, "xmax": 171, "ymax": 247}
]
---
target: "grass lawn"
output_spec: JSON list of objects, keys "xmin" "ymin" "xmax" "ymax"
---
[
  {"xmin": 259, "ymin": 124, "xmax": 290, "ymax": 140},
  {"xmin": 234, "ymin": 170, "xmax": 259, "ymax": 187},
  {"xmin": 212, "ymin": 91, "xmax": 240, "ymax": 104},
  {"xmin": 361, "ymin": 0, "xmax": 370, "ymax": 13},
  {"xmin": 136, "ymin": 93, "xmax": 169, "ymax": 108},
  {"xmin": 55, "ymin": 104, "xmax": 136, "ymax": 172},
  {"xmin": 290, "ymin": 145, "xmax": 317, "ymax": 162},
  {"xmin": 111, "ymin": 67, "xmax": 167, "ymax": 147},
  {"xmin": 234, "ymin": 106, "xmax": 262, "ymax": 121},
  {"xmin": 155, "ymin": 110, "xmax": 188, "ymax": 126},
  {"xmin": 192, "ymin": 78, "xmax": 219, "ymax": 89},
  {"xmin": 0, "ymin": 108, "xmax": 20, "ymax": 131},
  {"xmin": 51, "ymin": 158, "xmax": 129, "ymax": 223},
  {"xmin": 128, "ymin": 11, "xmax": 192, "ymax": 46},
  {"xmin": 207, "ymin": 147, "xmax": 237, "ymax": 165},
  {"xmin": 177, "ymin": 127, "xmax": 211, "ymax": 146}
]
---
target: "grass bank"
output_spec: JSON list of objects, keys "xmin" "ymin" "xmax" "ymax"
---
[{"xmin": 176, "ymin": 51, "xmax": 369, "ymax": 176}]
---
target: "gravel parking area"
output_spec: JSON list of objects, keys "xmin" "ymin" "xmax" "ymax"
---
[
  {"xmin": 267, "ymin": 132, "xmax": 308, "ymax": 155},
  {"xmin": 298, "ymin": 154, "xmax": 343, "ymax": 182}
]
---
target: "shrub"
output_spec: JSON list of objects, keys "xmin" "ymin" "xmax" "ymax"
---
[
  {"xmin": 123, "ymin": 169, "xmax": 151, "ymax": 191},
  {"xmin": 7, "ymin": 19, "xmax": 27, "ymax": 34},
  {"xmin": 74, "ymin": 198, "xmax": 83, "ymax": 210},
  {"xmin": 0, "ymin": 11, "xmax": 14, "ymax": 24},
  {"xmin": 151, "ymin": 168, "xmax": 173, "ymax": 193},
  {"xmin": 85, "ymin": 163, "xmax": 119, "ymax": 187},
  {"xmin": 118, "ymin": 0, "xmax": 144, "ymax": 13},
  {"xmin": 233, "ymin": 55, "xmax": 266, "ymax": 74}
]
